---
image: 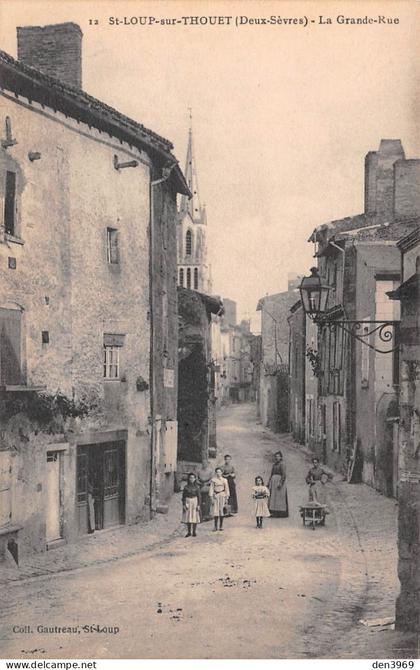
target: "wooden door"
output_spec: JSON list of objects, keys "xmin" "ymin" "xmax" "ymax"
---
[{"xmin": 103, "ymin": 442, "xmax": 125, "ymax": 528}]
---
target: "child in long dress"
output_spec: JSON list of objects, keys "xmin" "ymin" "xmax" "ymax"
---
[{"xmin": 252, "ymin": 476, "xmax": 270, "ymax": 528}]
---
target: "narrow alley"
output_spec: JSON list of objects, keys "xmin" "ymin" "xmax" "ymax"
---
[{"xmin": 0, "ymin": 405, "xmax": 415, "ymax": 659}]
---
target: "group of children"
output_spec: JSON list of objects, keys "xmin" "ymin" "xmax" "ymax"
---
[{"xmin": 181, "ymin": 453, "xmax": 273, "ymax": 537}]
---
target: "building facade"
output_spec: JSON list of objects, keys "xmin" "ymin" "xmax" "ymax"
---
[
  {"xmin": 389, "ymin": 229, "xmax": 420, "ymax": 632},
  {"xmin": 0, "ymin": 23, "xmax": 189, "ymax": 561},
  {"xmin": 256, "ymin": 275, "xmax": 301, "ymax": 432},
  {"xmin": 305, "ymin": 140, "xmax": 419, "ymax": 490}
]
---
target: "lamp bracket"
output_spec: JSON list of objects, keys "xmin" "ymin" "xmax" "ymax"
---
[{"xmin": 318, "ymin": 320, "xmax": 399, "ymax": 354}]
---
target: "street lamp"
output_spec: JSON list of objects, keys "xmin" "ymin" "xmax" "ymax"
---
[
  {"xmin": 299, "ymin": 267, "xmax": 330, "ymax": 319},
  {"xmin": 299, "ymin": 267, "xmax": 399, "ymax": 354}
]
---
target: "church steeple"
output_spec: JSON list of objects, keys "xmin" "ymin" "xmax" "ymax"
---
[
  {"xmin": 179, "ymin": 113, "xmax": 206, "ymax": 226},
  {"xmin": 177, "ymin": 113, "xmax": 212, "ymax": 294}
]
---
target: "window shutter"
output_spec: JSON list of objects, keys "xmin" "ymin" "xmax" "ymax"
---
[
  {"xmin": 4, "ymin": 171, "xmax": 16, "ymax": 236},
  {"xmin": 111, "ymin": 230, "xmax": 119, "ymax": 263},
  {"xmin": 0, "ymin": 308, "xmax": 21, "ymax": 385}
]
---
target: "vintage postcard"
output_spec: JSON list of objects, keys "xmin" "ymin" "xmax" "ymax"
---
[{"xmin": 0, "ymin": 0, "xmax": 419, "ymax": 662}]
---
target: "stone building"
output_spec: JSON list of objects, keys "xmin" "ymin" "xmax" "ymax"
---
[
  {"xmin": 0, "ymin": 23, "xmax": 189, "ymax": 561},
  {"xmin": 218, "ymin": 309, "xmax": 255, "ymax": 405},
  {"xmin": 388, "ymin": 228, "xmax": 420, "ymax": 632},
  {"xmin": 256, "ymin": 275, "xmax": 301, "ymax": 432},
  {"xmin": 307, "ymin": 140, "xmax": 419, "ymax": 490},
  {"xmin": 177, "ymin": 287, "xmax": 222, "ymax": 474}
]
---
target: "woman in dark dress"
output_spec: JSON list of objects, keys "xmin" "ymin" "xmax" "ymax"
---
[
  {"xmin": 196, "ymin": 458, "xmax": 213, "ymax": 521},
  {"xmin": 268, "ymin": 451, "xmax": 289, "ymax": 518},
  {"xmin": 222, "ymin": 454, "xmax": 238, "ymax": 514}
]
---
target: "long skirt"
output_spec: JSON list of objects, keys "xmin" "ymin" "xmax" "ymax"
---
[
  {"xmin": 212, "ymin": 492, "xmax": 227, "ymax": 517},
  {"xmin": 182, "ymin": 496, "xmax": 201, "ymax": 524},
  {"xmin": 269, "ymin": 474, "xmax": 289, "ymax": 518},
  {"xmin": 254, "ymin": 498, "xmax": 270, "ymax": 518},
  {"xmin": 309, "ymin": 481, "xmax": 328, "ymax": 505},
  {"xmin": 200, "ymin": 490, "xmax": 212, "ymax": 521},
  {"xmin": 226, "ymin": 476, "xmax": 238, "ymax": 513}
]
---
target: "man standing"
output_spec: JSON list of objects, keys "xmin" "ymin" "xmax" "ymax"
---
[{"xmin": 222, "ymin": 454, "xmax": 238, "ymax": 515}]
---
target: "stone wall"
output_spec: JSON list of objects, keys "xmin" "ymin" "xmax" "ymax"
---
[{"xmin": 394, "ymin": 160, "xmax": 420, "ymax": 220}]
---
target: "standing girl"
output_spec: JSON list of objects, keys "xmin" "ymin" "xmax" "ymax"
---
[
  {"xmin": 209, "ymin": 467, "xmax": 230, "ymax": 531},
  {"xmin": 182, "ymin": 473, "xmax": 201, "ymax": 537},
  {"xmin": 252, "ymin": 476, "xmax": 270, "ymax": 528}
]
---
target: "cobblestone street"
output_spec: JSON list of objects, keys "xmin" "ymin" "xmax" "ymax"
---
[{"xmin": 1, "ymin": 404, "xmax": 417, "ymax": 659}]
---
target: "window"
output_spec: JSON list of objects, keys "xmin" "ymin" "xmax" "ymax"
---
[
  {"xmin": 194, "ymin": 267, "xmax": 199, "ymax": 290},
  {"xmin": 185, "ymin": 229, "xmax": 192, "ymax": 256},
  {"xmin": 104, "ymin": 346, "xmax": 120, "ymax": 379},
  {"xmin": 332, "ymin": 401, "xmax": 342, "ymax": 453},
  {"xmin": 179, "ymin": 268, "xmax": 184, "ymax": 287},
  {"xmin": 107, "ymin": 228, "xmax": 119, "ymax": 264},
  {"xmin": 186, "ymin": 268, "xmax": 191, "ymax": 289},
  {"xmin": 103, "ymin": 334, "xmax": 124, "ymax": 379},
  {"xmin": 4, "ymin": 171, "xmax": 16, "ymax": 236},
  {"xmin": 0, "ymin": 307, "xmax": 22, "ymax": 385}
]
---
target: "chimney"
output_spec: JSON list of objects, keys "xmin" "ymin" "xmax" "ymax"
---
[
  {"xmin": 17, "ymin": 22, "xmax": 82, "ymax": 89},
  {"xmin": 375, "ymin": 140, "xmax": 405, "ymax": 218},
  {"xmin": 364, "ymin": 140, "xmax": 405, "ymax": 218},
  {"xmin": 393, "ymin": 159, "xmax": 420, "ymax": 219}
]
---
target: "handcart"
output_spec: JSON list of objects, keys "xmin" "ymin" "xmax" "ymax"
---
[{"xmin": 299, "ymin": 503, "xmax": 328, "ymax": 530}]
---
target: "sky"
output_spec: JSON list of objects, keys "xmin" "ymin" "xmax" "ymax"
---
[{"xmin": 1, "ymin": 0, "xmax": 418, "ymax": 330}]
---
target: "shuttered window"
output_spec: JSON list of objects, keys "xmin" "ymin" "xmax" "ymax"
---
[
  {"xmin": 0, "ymin": 308, "xmax": 21, "ymax": 385},
  {"xmin": 4, "ymin": 171, "xmax": 16, "ymax": 236}
]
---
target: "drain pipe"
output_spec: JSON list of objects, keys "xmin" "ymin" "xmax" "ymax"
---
[{"xmin": 149, "ymin": 162, "xmax": 177, "ymax": 519}]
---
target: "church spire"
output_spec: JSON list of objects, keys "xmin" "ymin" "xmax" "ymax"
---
[{"xmin": 179, "ymin": 110, "xmax": 206, "ymax": 225}]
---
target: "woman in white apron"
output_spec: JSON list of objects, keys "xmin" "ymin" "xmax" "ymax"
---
[{"xmin": 209, "ymin": 467, "xmax": 230, "ymax": 531}]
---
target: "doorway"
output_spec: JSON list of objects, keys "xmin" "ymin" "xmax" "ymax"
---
[
  {"xmin": 77, "ymin": 441, "xmax": 126, "ymax": 534},
  {"xmin": 46, "ymin": 451, "xmax": 63, "ymax": 544}
]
